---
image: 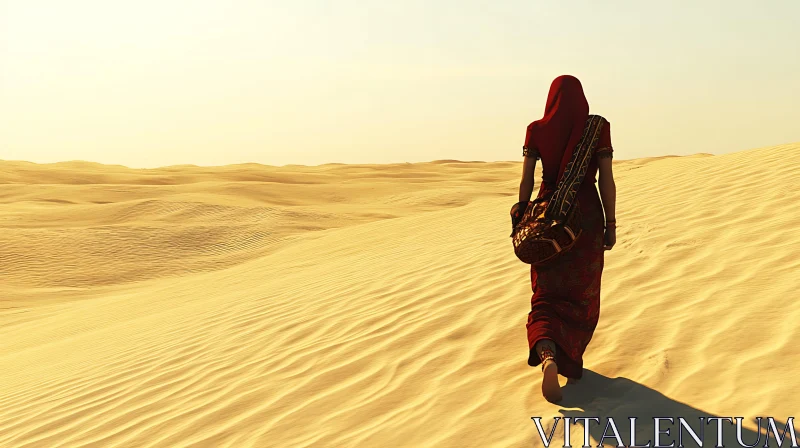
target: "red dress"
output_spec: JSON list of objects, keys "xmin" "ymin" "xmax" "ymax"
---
[{"xmin": 521, "ymin": 77, "xmax": 613, "ymax": 379}]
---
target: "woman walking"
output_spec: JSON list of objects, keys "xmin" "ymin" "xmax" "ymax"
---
[{"xmin": 512, "ymin": 75, "xmax": 617, "ymax": 403}]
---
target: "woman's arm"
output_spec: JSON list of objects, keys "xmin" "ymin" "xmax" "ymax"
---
[
  {"xmin": 518, "ymin": 156, "xmax": 537, "ymax": 202},
  {"xmin": 511, "ymin": 155, "xmax": 537, "ymax": 234},
  {"xmin": 598, "ymin": 156, "xmax": 617, "ymax": 250},
  {"xmin": 597, "ymin": 156, "xmax": 616, "ymax": 221}
]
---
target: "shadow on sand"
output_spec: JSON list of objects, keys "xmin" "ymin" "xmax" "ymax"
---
[{"xmin": 539, "ymin": 370, "xmax": 796, "ymax": 448}]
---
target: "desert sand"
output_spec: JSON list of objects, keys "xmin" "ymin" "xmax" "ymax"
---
[{"xmin": 1, "ymin": 143, "xmax": 798, "ymax": 447}]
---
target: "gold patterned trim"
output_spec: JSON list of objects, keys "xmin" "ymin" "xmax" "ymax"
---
[
  {"xmin": 596, "ymin": 146, "xmax": 613, "ymax": 159},
  {"xmin": 546, "ymin": 115, "xmax": 607, "ymax": 222},
  {"xmin": 522, "ymin": 146, "xmax": 541, "ymax": 159}
]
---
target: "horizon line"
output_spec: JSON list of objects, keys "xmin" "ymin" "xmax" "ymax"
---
[{"xmin": 0, "ymin": 152, "xmax": 730, "ymax": 171}]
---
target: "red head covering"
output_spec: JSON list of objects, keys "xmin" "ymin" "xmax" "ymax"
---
[{"xmin": 525, "ymin": 75, "xmax": 590, "ymax": 183}]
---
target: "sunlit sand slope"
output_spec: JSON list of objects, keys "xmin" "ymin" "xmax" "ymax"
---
[{"xmin": 1, "ymin": 144, "xmax": 798, "ymax": 447}]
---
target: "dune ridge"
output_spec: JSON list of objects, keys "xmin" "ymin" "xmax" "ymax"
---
[{"xmin": 1, "ymin": 143, "xmax": 798, "ymax": 447}]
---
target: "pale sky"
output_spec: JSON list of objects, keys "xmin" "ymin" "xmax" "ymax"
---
[{"xmin": 1, "ymin": 0, "xmax": 799, "ymax": 168}]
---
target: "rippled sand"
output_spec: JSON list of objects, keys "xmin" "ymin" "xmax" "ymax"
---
[{"xmin": 1, "ymin": 144, "xmax": 798, "ymax": 447}]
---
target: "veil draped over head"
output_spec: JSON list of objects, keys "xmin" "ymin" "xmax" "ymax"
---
[{"xmin": 526, "ymin": 75, "xmax": 590, "ymax": 182}]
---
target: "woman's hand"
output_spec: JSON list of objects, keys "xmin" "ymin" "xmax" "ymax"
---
[
  {"xmin": 510, "ymin": 201, "xmax": 529, "ymax": 235},
  {"xmin": 603, "ymin": 226, "xmax": 616, "ymax": 250}
]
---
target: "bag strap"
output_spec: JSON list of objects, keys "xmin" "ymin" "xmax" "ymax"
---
[{"xmin": 545, "ymin": 115, "xmax": 607, "ymax": 222}]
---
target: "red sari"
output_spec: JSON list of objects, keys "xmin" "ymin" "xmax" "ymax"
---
[{"xmin": 521, "ymin": 76, "xmax": 613, "ymax": 379}]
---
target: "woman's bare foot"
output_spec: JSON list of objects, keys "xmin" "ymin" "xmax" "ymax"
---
[{"xmin": 541, "ymin": 359, "xmax": 563, "ymax": 403}]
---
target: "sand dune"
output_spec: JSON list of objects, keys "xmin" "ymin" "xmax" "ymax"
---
[{"xmin": 1, "ymin": 144, "xmax": 798, "ymax": 447}]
